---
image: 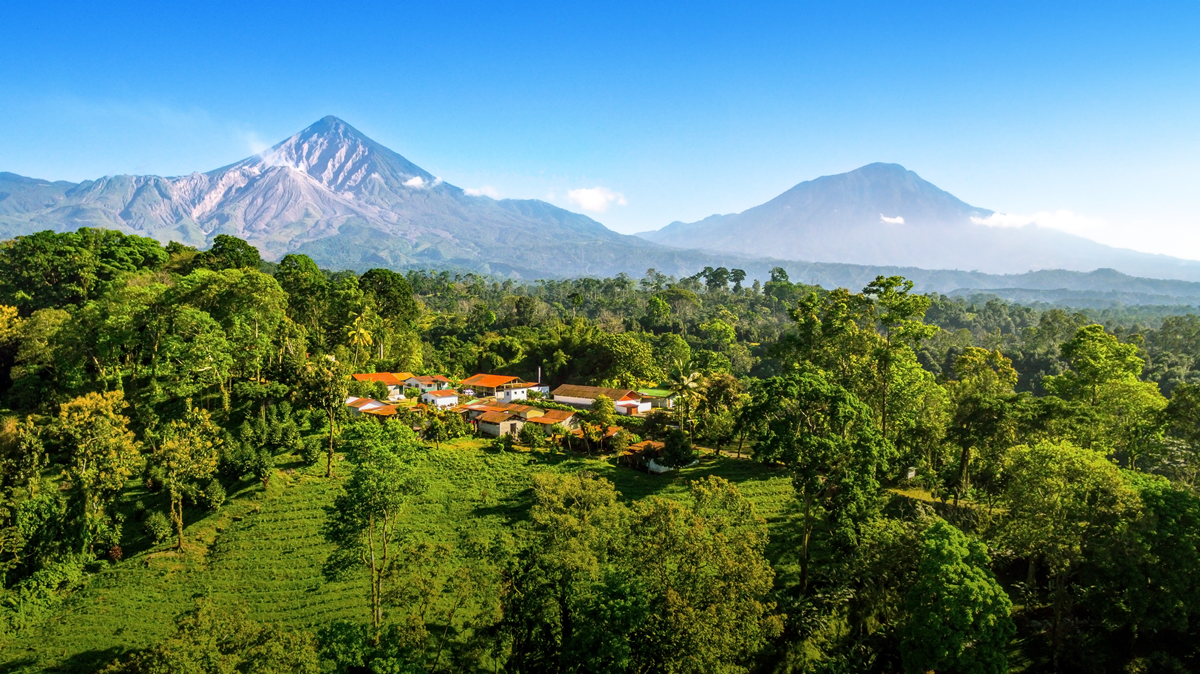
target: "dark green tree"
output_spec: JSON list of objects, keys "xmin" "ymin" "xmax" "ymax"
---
[
  {"xmin": 901, "ymin": 520, "xmax": 1014, "ymax": 674},
  {"xmin": 194, "ymin": 234, "xmax": 262, "ymax": 271},
  {"xmin": 359, "ymin": 268, "xmax": 419, "ymax": 325},
  {"xmin": 748, "ymin": 368, "xmax": 892, "ymax": 591}
]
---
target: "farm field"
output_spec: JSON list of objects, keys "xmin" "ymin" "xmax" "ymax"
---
[{"xmin": 0, "ymin": 439, "xmax": 796, "ymax": 673}]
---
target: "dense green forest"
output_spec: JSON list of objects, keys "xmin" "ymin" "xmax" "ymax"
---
[{"xmin": 3, "ymin": 227, "xmax": 1200, "ymax": 673}]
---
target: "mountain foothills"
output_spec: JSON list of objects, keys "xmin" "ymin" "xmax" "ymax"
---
[
  {"xmin": 2, "ymin": 230, "xmax": 1200, "ymax": 672},
  {"xmin": 0, "ymin": 116, "xmax": 729, "ymax": 278},
  {"xmin": 639, "ymin": 162, "xmax": 1200, "ymax": 281}
]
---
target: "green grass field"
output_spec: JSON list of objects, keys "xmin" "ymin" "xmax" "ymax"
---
[{"xmin": 0, "ymin": 439, "xmax": 796, "ymax": 673}]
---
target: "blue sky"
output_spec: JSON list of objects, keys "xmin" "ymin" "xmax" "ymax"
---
[{"xmin": 2, "ymin": 1, "xmax": 1198, "ymax": 257}]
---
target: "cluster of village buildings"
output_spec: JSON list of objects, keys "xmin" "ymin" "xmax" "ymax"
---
[{"xmin": 343, "ymin": 371, "xmax": 673, "ymax": 439}]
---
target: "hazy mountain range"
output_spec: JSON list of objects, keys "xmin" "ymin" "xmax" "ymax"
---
[
  {"xmin": 638, "ymin": 162, "xmax": 1200, "ymax": 282},
  {"xmin": 2, "ymin": 116, "xmax": 1200, "ymax": 305}
]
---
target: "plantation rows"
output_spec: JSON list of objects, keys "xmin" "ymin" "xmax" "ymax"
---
[{"xmin": 3, "ymin": 441, "xmax": 794, "ymax": 672}]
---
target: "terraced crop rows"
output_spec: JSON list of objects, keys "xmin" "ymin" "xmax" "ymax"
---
[
  {"xmin": 1, "ymin": 440, "xmax": 795, "ymax": 673},
  {"xmin": 200, "ymin": 473, "xmax": 366, "ymax": 629}
]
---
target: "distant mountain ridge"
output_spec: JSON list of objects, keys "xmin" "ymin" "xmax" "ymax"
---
[
  {"xmin": 3, "ymin": 118, "xmax": 1200, "ymax": 307},
  {"xmin": 638, "ymin": 163, "xmax": 1200, "ymax": 282},
  {"xmin": 0, "ymin": 116, "xmax": 731, "ymax": 277}
]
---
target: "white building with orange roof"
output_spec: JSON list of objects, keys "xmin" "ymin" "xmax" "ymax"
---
[
  {"xmin": 420, "ymin": 389, "xmax": 460, "ymax": 408},
  {"xmin": 460, "ymin": 373, "xmax": 531, "ymax": 403}
]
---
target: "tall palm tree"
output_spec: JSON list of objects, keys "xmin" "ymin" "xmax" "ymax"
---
[
  {"xmin": 347, "ymin": 313, "xmax": 373, "ymax": 368},
  {"xmin": 666, "ymin": 361, "xmax": 703, "ymax": 440}
]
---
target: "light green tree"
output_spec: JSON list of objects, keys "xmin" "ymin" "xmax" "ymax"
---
[
  {"xmin": 946, "ymin": 347, "xmax": 1018, "ymax": 501},
  {"xmin": 1043, "ymin": 324, "xmax": 1166, "ymax": 467},
  {"xmin": 151, "ymin": 404, "xmax": 222, "ymax": 550},
  {"xmin": 323, "ymin": 420, "xmax": 424, "ymax": 636},
  {"xmin": 666, "ymin": 363, "xmax": 703, "ymax": 439},
  {"xmin": 301, "ymin": 355, "xmax": 350, "ymax": 478},
  {"xmin": 56, "ymin": 390, "xmax": 142, "ymax": 551},
  {"xmin": 1000, "ymin": 440, "xmax": 1139, "ymax": 664},
  {"xmin": 626, "ymin": 476, "xmax": 783, "ymax": 673}
]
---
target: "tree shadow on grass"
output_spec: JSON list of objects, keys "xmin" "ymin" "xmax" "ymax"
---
[
  {"xmin": 0, "ymin": 646, "xmax": 128, "ymax": 674},
  {"xmin": 471, "ymin": 485, "xmax": 536, "ymax": 524}
]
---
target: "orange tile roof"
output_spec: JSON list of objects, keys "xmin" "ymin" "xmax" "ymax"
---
[
  {"xmin": 477, "ymin": 411, "xmax": 516, "ymax": 424},
  {"xmin": 346, "ymin": 398, "xmax": 377, "ymax": 408},
  {"xmin": 462, "ymin": 373, "xmax": 522, "ymax": 388},
  {"xmin": 364, "ymin": 405, "xmax": 399, "ymax": 416},
  {"xmin": 539, "ymin": 409, "xmax": 575, "ymax": 422},
  {"xmin": 424, "ymin": 389, "xmax": 459, "ymax": 398},
  {"xmin": 352, "ymin": 373, "xmax": 406, "ymax": 386}
]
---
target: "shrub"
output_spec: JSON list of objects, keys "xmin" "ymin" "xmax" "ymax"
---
[
  {"xmin": 107, "ymin": 546, "xmax": 123, "ymax": 563},
  {"xmin": 659, "ymin": 429, "xmax": 698, "ymax": 468},
  {"xmin": 93, "ymin": 516, "xmax": 124, "ymax": 554},
  {"xmin": 144, "ymin": 510, "xmax": 172, "ymax": 544},
  {"xmin": 300, "ymin": 436, "xmax": 323, "ymax": 466},
  {"xmin": 642, "ymin": 410, "xmax": 674, "ymax": 440},
  {"xmin": 144, "ymin": 465, "xmax": 166, "ymax": 492},
  {"xmin": 444, "ymin": 413, "xmax": 473, "ymax": 439},
  {"xmin": 203, "ymin": 479, "xmax": 226, "ymax": 511},
  {"xmin": 518, "ymin": 422, "xmax": 545, "ymax": 449},
  {"xmin": 609, "ymin": 429, "xmax": 635, "ymax": 455}
]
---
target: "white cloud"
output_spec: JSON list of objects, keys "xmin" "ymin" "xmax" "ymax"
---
[
  {"xmin": 880, "ymin": 214, "xmax": 905, "ymax": 224},
  {"xmin": 567, "ymin": 186, "xmax": 627, "ymax": 213},
  {"xmin": 404, "ymin": 176, "xmax": 426, "ymax": 188},
  {"xmin": 464, "ymin": 185, "xmax": 500, "ymax": 198},
  {"xmin": 971, "ymin": 209, "xmax": 1101, "ymax": 234}
]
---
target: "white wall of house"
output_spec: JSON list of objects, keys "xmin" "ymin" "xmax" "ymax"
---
[
  {"xmin": 478, "ymin": 419, "xmax": 523, "ymax": 437},
  {"xmin": 553, "ymin": 395, "xmax": 595, "ymax": 407},
  {"xmin": 421, "ymin": 392, "xmax": 459, "ymax": 408},
  {"xmin": 497, "ymin": 387, "xmax": 529, "ymax": 403},
  {"xmin": 615, "ymin": 401, "xmax": 653, "ymax": 415},
  {"xmin": 405, "ymin": 378, "xmax": 449, "ymax": 392}
]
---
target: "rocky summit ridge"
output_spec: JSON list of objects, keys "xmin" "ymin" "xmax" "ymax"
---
[{"xmin": 0, "ymin": 117, "xmax": 700, "ymax": 277}]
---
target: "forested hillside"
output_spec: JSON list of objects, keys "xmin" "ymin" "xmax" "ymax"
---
[{"xmin": 2, "ymin": 227, "xmax": 1200, "ymax": 673}]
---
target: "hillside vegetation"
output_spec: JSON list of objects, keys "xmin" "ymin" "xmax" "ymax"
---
[
  {"xmin": 2, "ymin": 228, "xmax": 1200, "ymax": 673},
  {"xmin": 2, "ymin": 440, "xmax": 794, "ymax": 673}
]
